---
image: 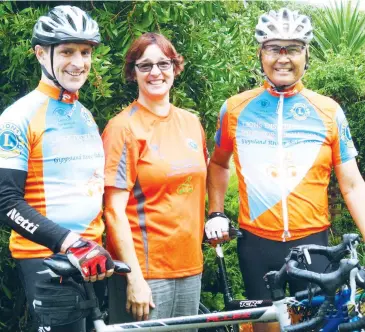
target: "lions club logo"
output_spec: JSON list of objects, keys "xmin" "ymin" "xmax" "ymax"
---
[
  {"xmin": 290, "ymin": 103, "xmax": 310, "ymax": 121},
  {"xmin": 0, "ymin": 123, "xmax": 25, "ymax": 159}
]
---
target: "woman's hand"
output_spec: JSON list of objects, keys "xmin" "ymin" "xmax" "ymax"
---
[{"xmin": 126, "ymin": 277, "xmax": 156, "ymax": 321}]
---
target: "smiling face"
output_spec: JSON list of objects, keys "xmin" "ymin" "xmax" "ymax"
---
[
  {"xmin": 261, "ymin": 40, "xmax": 307, "ymax": 88},
  {"xmin": 36, "ymin": 43, "xmax": 92, "ymax": 92},
  {"xmin": 134, "ymin": 44, "xmax": 174, "ymax": 102}
]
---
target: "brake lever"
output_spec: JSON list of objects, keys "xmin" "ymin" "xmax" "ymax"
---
[{"xmin": 349, "ymin": 240, "xmax": 359, "ymax": 260}]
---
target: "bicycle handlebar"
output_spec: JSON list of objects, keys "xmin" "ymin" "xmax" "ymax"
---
[
  {"xmin": 286, "ymin": 258, "xmax": 359, "ymax": 296},
  {"xmin": 293, "ymin": 233, "xmax": 360, "ymax": 264},
  {"xmin": 338, "ymin": 315, "xmax": 365, "ymax": 331},
  {"xmin": 336, "ymin": 268, "xmax": 365, "ymax": 331},
  {"xmin": 204, "ymin": 227, "xmax": 243, "ymax": 245},
  {"xmin": 43, "ymin": 253, "xmax": 131, "ymax": 278},
  {"xmin": 281, "ymin": 258, "xmax": 359, "ymax": 332}
]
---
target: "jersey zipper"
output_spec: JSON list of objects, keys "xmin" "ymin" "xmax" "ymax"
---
[{"xmin": 277, "ymin": 93, "xmax": 291, "ymax": 241}]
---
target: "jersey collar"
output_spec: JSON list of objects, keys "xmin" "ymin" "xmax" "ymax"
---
[
  {"xmin": 36, "ymin": 81, "xmax": 79, "ymax": 104},
  {"xmin": 264, "ymin": 81, "xmax": 304, "ymax": 98},
  {"xmin": 133, "ymin": 100, "xmax": 174, "ymax": 121}
]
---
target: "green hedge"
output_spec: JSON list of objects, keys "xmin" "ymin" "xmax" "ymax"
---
[{"xmin": 1, "ymin": 1, "xmax": 365, "ymax": 330}]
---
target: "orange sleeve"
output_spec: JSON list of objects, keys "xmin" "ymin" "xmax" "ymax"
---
[
  {"xmin": 331, "ymin": 106, "xmax": 358, "ymax": 166},
  {"xmin": 214, "ymin": 101, "xmax": 233, "ymax": 151},
  {"xmin": 200, "ymin": 123, "xmax": 209, "ymax": 165},
  {"xmin": 102, "ymin": 119, "xmax": 139, "ymax": 191}
]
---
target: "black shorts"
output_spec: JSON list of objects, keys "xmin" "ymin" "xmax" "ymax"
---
[
  {"xmin": 237, "ymin": 229, "xmax": 329, "ymax": 299},
  {"xmin": 16, "ymin": 258, "xmax": 105, "ymax": 332}
]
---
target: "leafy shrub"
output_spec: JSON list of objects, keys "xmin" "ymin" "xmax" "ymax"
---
[{"xmin": 1, "ymin": 0, "xmax": 365, "ymax": 329}]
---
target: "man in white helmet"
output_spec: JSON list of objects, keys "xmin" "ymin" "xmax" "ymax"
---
[
  {"xmin": 206, "ymin": 7, "xmax": 365, "ymax": 331},
  {"xmin": 0, "ymin": 6, "xmax": 114, "ymax": 331}
]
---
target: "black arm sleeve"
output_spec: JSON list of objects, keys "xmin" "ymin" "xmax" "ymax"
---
[{"xmin": 0, "ymin": 168, "xmax": 70, "ymax": 253}]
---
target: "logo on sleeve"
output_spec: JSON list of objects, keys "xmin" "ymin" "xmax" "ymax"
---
[
  {"xmin": 7, "ymin": 208, "xmax": 39, "ymax": 234},
  {"xmin": 0, "ymin": 123, "xmax": 25, "ymax": 158},
  {"xmin": 290, "ymin": 103, "xmax": 310, "ymax": 121},
  {"xmin": 186, "ymin": 138, "xmax": 198, "ymax": 151},
  {"xmin": 340, "ymin": 119, "xmax": 354, "ymax": 148}
]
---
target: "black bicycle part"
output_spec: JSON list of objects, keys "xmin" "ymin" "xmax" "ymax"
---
[
  {"xmin": 43, "ymin": 253, "xmax": 131, "ymax": 279},
  {"xmin": 294, "ymin": 233, "xmax": 360, "ymax": 264}
]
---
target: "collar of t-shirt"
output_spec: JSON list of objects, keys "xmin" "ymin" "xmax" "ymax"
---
[
  {"xmin": 264, "ymin": 80, "xmax": 304, "ymax": 98},
  {"xmin": 36, "ymin": 81, "xmax": 79, "ymax": 104},
  {"xmin": 132, "ymin": 100, "xmax": 174, "ymax": 121}
]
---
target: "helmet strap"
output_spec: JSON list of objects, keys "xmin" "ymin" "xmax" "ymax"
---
[
  {"xmin": 259, "ymin": 51, "xmax": 265, "ymax": 73},
  {"xmin": 304, "ymin": 48, "xmax": 309, "ymax": 70},
  {"xmin": 40, "ymin": 45, "xmax": 66, "ymax": 101}
]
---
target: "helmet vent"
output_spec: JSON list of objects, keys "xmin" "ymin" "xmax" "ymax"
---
[
  {"xmin": 268, "ymin": 24, "xmax": 277, "ymax": 32},
  {"xmin": 50, "ymin": 12, "xmax": 62, "ymax": 25},
  {"xmin": 283, "ymin": 10, "xmax": 289, "ymax": 21},
  {"xmin": 42, "ymin": 22, "xmax": 53, "ymax": 33},
  {"xmin": 255, "ymin": 7, "xmax": 313, "ymax": 44},
  {"xmin": 82, "ymin": 16, "xmax": 87, "ymax": 30},
  {"xmin": 31, "ymin": 5, "xmax": 101, "ymax": 48},
  {"xmin": 66, "ymin": 14, "xmax": 77, "ymax": 31},
  {"xmin": 256, "ymin": 29, "xmax": 264, "ymax": 36}
]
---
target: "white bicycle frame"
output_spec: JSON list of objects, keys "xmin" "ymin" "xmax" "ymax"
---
[{"xmin": 91, "ymin": 298, "xmax": 291, "ymax": 332}]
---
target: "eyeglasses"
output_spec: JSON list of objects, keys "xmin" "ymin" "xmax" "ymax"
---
[
  {"xmin": 135, "ymin": 60, "xmax": 173, "ymax": 73},
  {"xmin": 262, "ymin": 45, "xmax": 306, "ymax": 57}
]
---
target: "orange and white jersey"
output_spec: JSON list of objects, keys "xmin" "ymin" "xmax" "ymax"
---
[
  {"xmin": 103, "ymin": 101, "xmax": 207, "ymax": 279},
  {"xmin": 215, "ymin": 81, "xmax": 357, "ymax": 241},
  {"xmin": 0, "ymin": 82, "xmax": 105, "ymax": 258}
]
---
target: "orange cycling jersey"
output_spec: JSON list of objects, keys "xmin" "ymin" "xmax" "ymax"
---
[
  {"xmin": 103, "ymin": 101, "xmax": 207, "ymax": 278},
  {"xmin": 0, "ymin": 82, "xmax": 104, "ymax": 258},
  {"xmin": 215, "ymin": 81, "xmax": 358, "ymax": 241}
]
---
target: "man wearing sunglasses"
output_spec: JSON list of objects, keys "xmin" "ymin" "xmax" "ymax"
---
[{"xmin": 206, "ymin": 7, "xmax": 365, "ymax": 331}]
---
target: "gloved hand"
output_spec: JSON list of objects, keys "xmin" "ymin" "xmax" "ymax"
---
[
  {"xmin": 66, "ymin": 238, "xmax": 115, "ymax": 282},
  {"xmin": 205, "ymin": 212, "xmax": 230, "ymax": 242}
]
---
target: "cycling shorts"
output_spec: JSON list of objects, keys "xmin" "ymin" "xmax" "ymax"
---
[{"xmin": 237, "ymin": 229, "xmax": 329, "ymax": 299}]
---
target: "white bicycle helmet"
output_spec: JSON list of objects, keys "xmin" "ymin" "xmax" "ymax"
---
[
  {"xmin": 32, "ymin": 5, "xmax": 100, "ymax": 48},
  {"xmin": 255, "ymin": 8, "xmax": 313, "ymax": 44},
  {"xmin": 32, "ymin": 6, "xmax": 100, "ymax": 98}
]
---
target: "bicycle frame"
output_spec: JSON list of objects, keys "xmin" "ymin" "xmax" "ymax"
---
[
  {"xmin": 38, "ymin": 233, "xmax": 365, "ymax": 332},
  {"xmin": 91, "ymin": 300, "xmax": 289, "ymax": 332},
  {"xmin": 199, "ymin": 235, "xmax": 364, "ymax": 332}
]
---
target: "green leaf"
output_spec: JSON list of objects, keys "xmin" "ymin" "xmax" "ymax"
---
[{"xmin": 1, "ymin": 282, "xmax": 12, "ymax": 300}]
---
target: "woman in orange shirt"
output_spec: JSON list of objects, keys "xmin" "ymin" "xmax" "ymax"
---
[{"xmin": 102, "ymin": 33, "xmax": 208, "ymax": 330}]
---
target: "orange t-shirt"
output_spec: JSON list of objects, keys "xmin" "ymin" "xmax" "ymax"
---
[{"xmin": 103, "ymin": 101, "xmax": 208, "ymax": 278}]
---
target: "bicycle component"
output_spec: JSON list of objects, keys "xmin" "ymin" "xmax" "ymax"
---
[
  {"xmin": 44, "ymin": 253, "xmax": 130, "ymax": 279},
  {"xmin": 66, "ymin": 238, "xmax": 115, "ymax": 280},
  {"xmin": 34, "ymin": 277, "xmax": 96, "ymax": 326}
]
